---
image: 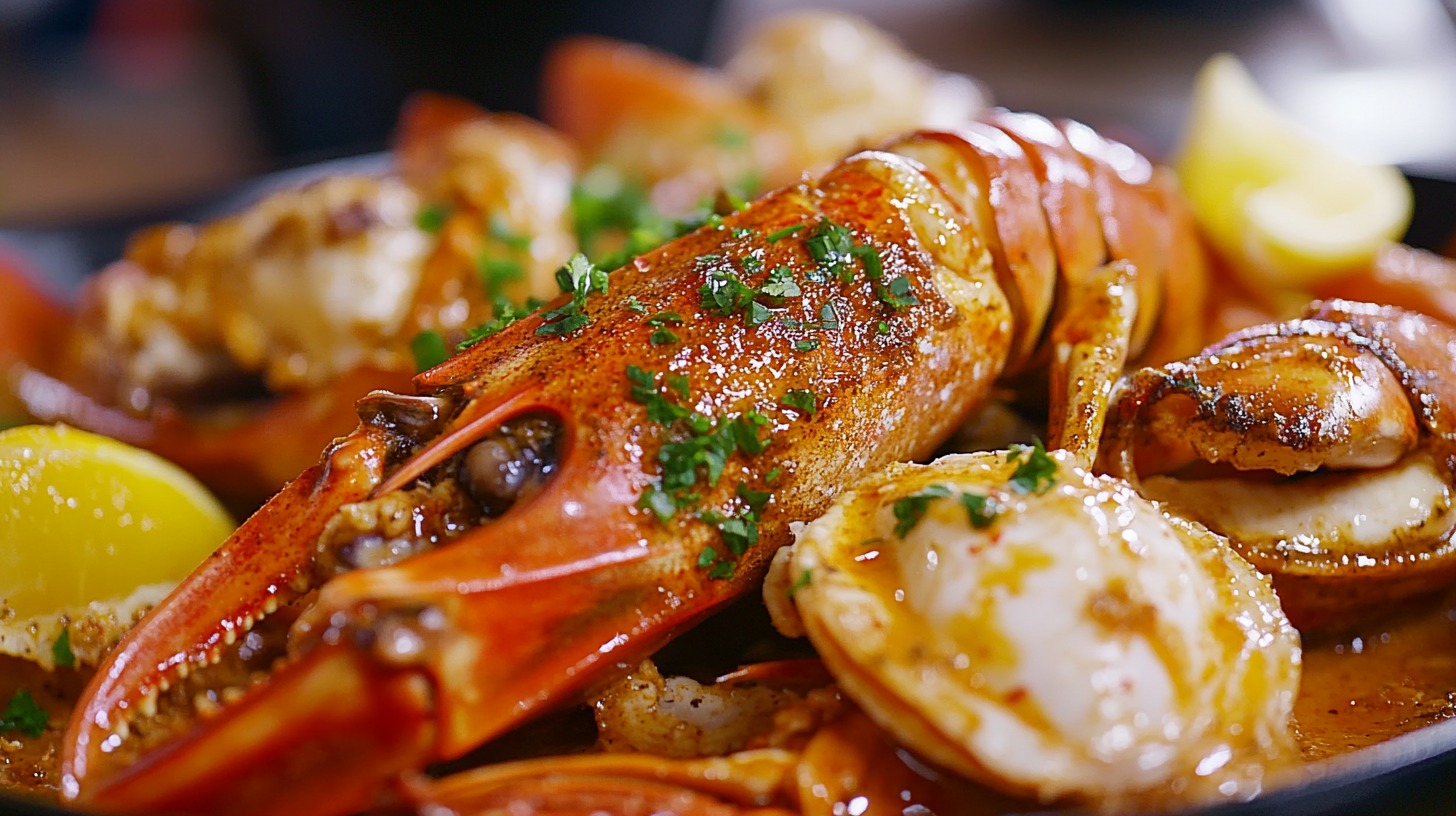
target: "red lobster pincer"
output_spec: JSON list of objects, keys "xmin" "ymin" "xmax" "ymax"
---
[{"xmin": 61, "ymin": 111, "xmax": 1204, "ymax": 814}]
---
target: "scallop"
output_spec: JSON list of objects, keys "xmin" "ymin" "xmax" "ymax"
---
[{"xmin": 768, "ymin": 449, "xmax": 1300, "ymax": 803}]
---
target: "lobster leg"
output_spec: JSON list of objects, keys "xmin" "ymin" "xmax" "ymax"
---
[{"xmin": 1044, "ymin": 260, "xmax": 1137, "ymax": 465}]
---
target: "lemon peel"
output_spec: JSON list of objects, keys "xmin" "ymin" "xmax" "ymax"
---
[
  {"xmin": 0, "ymin": 425, "xmax": 233, "ymax": 669},
  {"xmin": 1175, "ymin": 54, "xmax": 1412, "ymax": 290}
]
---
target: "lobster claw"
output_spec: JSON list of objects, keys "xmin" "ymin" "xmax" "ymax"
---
[{"xmin": 61, "ymin": 374, "xmax": 740, "ymax": 814}]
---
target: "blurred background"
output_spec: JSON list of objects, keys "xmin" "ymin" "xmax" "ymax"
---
[{"xmin": 1, "ymin": 0, "xmax": 1454, "ymax": 274}]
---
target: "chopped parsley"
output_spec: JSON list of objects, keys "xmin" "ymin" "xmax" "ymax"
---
[
  {"xmin": 0, "ymin": 690, "xmax": 47, "ymax": 738},
  {"xmin": 646, "ymin": 312, "xmax": 685, "ymax": 345},
  {"xmin": 571, "ymin": 166, "xmax": 728, "ymax": 270},
  {"xmin": 625, "ymin": 296, "xmax": 648, "ymax": 314},
  {"xmin": 626, "ymin": 366, "xmax": 779, "ymax": 579},
  {"xmin": 892, "ymin": 484, "xmax": 953, "ymax": 538},
  {"xmin": 409, "ymin": 330, "xmax": 450, "ymax": 373},
  {"xmin": 894, "ymin": 484, "xmax": 1008, "ymax": 538},
  {"xmin": 700, "ymin": 268, "xmax": 759, "ymax": 318},
  {"xmin": 794, "ymin": 339, "xmax": 820, "ymax": 352},
  {"xmin": 459, "ymin": 296, "xmax": 544, "ymax": 350},
  {"xmin": 766, "ymin": 223, "xmax": 806, "ymax": 242},
  {"xmin": 639, "ymin": 486, "xmax": 678, "ymax": 523},
  {"xmin": 52, "ymin": 628, "xmax": 75, "ymax": 669},
  {"xmin": 1008, "ymin": 439, "xmax": 1058, "ymax": 495},
  {"xmin": 850, "ymin": 244, "xmax": 884, "ymax": 280},
  {"xmin": 489, "ymin": 217, "xmax": 533, "ymax": 251},
  {"xmin": 760, "ymin": 267, "xmax": 801, "ymax": 299},
  {"xmin": 714, "ymin": 124, "xmax": 750, "ymax": 149},
  {"xmin": 787, "ymin": 568, "xmax": 813, "ymax": 598},
  {"xmin": 707, "ymin": 560, "xmax": 737, "ymax": 580},
  {"xmin": 537, "ymin": 254, "xmax": 606, "ymax": 338},
  {"xmin": 782, "ymin": 389, "xmax": 817, "ymax": 415},
  {"xmin": 818, "ymin": 301, "xmax": 841, "ymax": 332},
  {"xmin": 805, "ymin": 219, "xmax": 856, "ymax": 282},
  {"xmin": 478, "ymin": 256, "xmax": 525, "ymax": 299},
  {"xmin": 877, "ymin": 276, "xmax": 920, "ymax": 310},
  {"xmin": 415, "ymin": 203, "xmax": 451, "ymax": 234},
  {"xmin": 960, "ymin": 492, "xmax": 1002, "ymax": 529}
]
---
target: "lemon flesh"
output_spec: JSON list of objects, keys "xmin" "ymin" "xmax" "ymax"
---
[
  {"xmin": 0, "ymin": 425, "xmax": 234, "ymax": 668},
  {"xmin": 1176, "ymin": 54, "xmax": 1412, "ymax": 289}
]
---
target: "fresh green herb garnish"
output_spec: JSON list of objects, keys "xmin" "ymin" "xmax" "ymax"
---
[
  {"xmin": 537, "ymin": 254, "xmax": 606, "ymax": 338},
  {"xmin": 736, "ymin": 481, "xmax": 771, "ymax": 513},
  {"xmin": 699, "ymin": 268, "xmax": 759, "ymax": 318},
  {"xmin": 665, "ymin": 372, "xmax": 691, "ymax": 398},
  {"xmin": 489, "ymin": 216, "xmax": 533, "ymax": 251},
  {"xmin": 877, "ymin": 276, "xmax": 920, "ymax": 310},
  {"xmin": 638, "ymin": 486, "xmax": 678, "ymax": 523},
  {"xmin": 1008, "ymin": 439, "xmax": 1058, "ymax": 495},
  {"xmin": 707, "ymin": 561, "xmax": 737, "ymax": 580},
  {"xmin": 535, "ymin": 312, "xmax": 590, "ymax": 336},
  {"xmin": 697, "ymin": 547, "xmax": 719, "ymax": 569},
  {"xmin": 760, "ymin": 266, "xmax": 801, "ymax": 299},
  {"xmin": 409, "ymin": 330, "xmax": 450, "ymax": 372},
  {"xmin": 0, "ymin": 690, "xmax": 47, "ymax": 738},
  {"xmin": 650, "ymin": 328, "xmax": 680, "ymax": 345},
  {"xmin": 818, "ymin": 301, "xmax": 841, "ymax": 332},
  {"xmin": 783, "ymin": 388, "xmax": 817, "ymax": 415},
  {"xmin": 850, "ymin": 244, "xmax": 884, "ymax": 279},
  {"xmin": 478, "ymin": 256, "xmax": 525, "ymax": 299},
  {"xmin": 52, "ymin": 628, "xmax": 74, "ymax": 669},
  {"xmin": 714, "ymin": 125, "xmax": 750, "ymax": 149},
  {"xmin": 766, "ymin": 223, "xmax": 806, "ymax": 242},
  {"xmin": 646, "ymin": 312, "xmax": 683, "ymax": 327},
  {"xmin": 794, "ymin": 339, "xmax": 820, "ymax": 352},
  {"xmin": 415, "ymin": 203, "xmax": 451, "ymax": 234},
  {"xmin": 805, "ymin": 219, "xmax": 855, "ymax": 281},
  {"xmin": 787, "ymin": 568, "xmax": 813, "ymax": 597},
  {"xmin": 960, "ymin": 493, "xmax": 1002, "ymax": 529},
  {"xmin": 892, "ymin": 484, "xmax": 953, "ymax": 538},
  {"xmin": 459, "ymin": 296, "xmax": 544, "ymax": 350},
  {"xmin": 625, "ymin": 296, "xmax": 648, "ymax": 314}
]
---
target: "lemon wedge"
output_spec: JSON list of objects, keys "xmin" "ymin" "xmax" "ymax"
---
[
  {"xmin": 0, "ymin": 425, "xmax": 233, "ymax": 669},
  {"xmin": 1175, "ymin": 54, "xmax": 1412, "ymax": 289}
]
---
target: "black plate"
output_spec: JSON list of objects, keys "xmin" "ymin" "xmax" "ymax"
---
[{"xmin": 1, "ymin": 167, "xmax": 1454, "ymax": 816}]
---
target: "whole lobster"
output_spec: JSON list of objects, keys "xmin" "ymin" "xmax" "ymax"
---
[{"xmin": 60, "ymin": 112, "xmax": 1205, "ymax": 814}]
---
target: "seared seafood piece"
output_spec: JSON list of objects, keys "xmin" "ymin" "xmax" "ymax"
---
[
  {"xmin": 1101, "ymin": 300, "xmax": 1456, "ymax": 629},
  {"xmin": 68, "ymin": 98, "xmax": 576, "ymax": 398},
  {"xmin": 58, "ymin": 110, "xmax": 1201, "ymax": 815},
  {"xmin": 13, "ymin": 96, "xmax": 577, "ymax": 508},
  {"xmin": 543, "ymin": 11, "xmax": 987, "ymax": 217},
  {"xmin": 726, "ymin": 11, "xmax": 988, "ymax": 171},
  {"xmin": 767, "ymin": 448, "xmax": 1300, "ymax": 804},
  {"xmin": 407, "ymin": 707, "xmax": 992, "ymax": 815},
  {"xmin": 592, "ymin": 660, "xmax": 831, "ymax": 758}
]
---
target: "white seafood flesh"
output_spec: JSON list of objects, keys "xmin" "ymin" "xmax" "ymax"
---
[{"xmin": 768, "ymin": 448, "xmax": 1300, "ymax": 803}]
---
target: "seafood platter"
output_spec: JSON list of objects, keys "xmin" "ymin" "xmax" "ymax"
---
[{"xmin": 3, "ymin": 11, "xmax": 1456, "ymax": 816}]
